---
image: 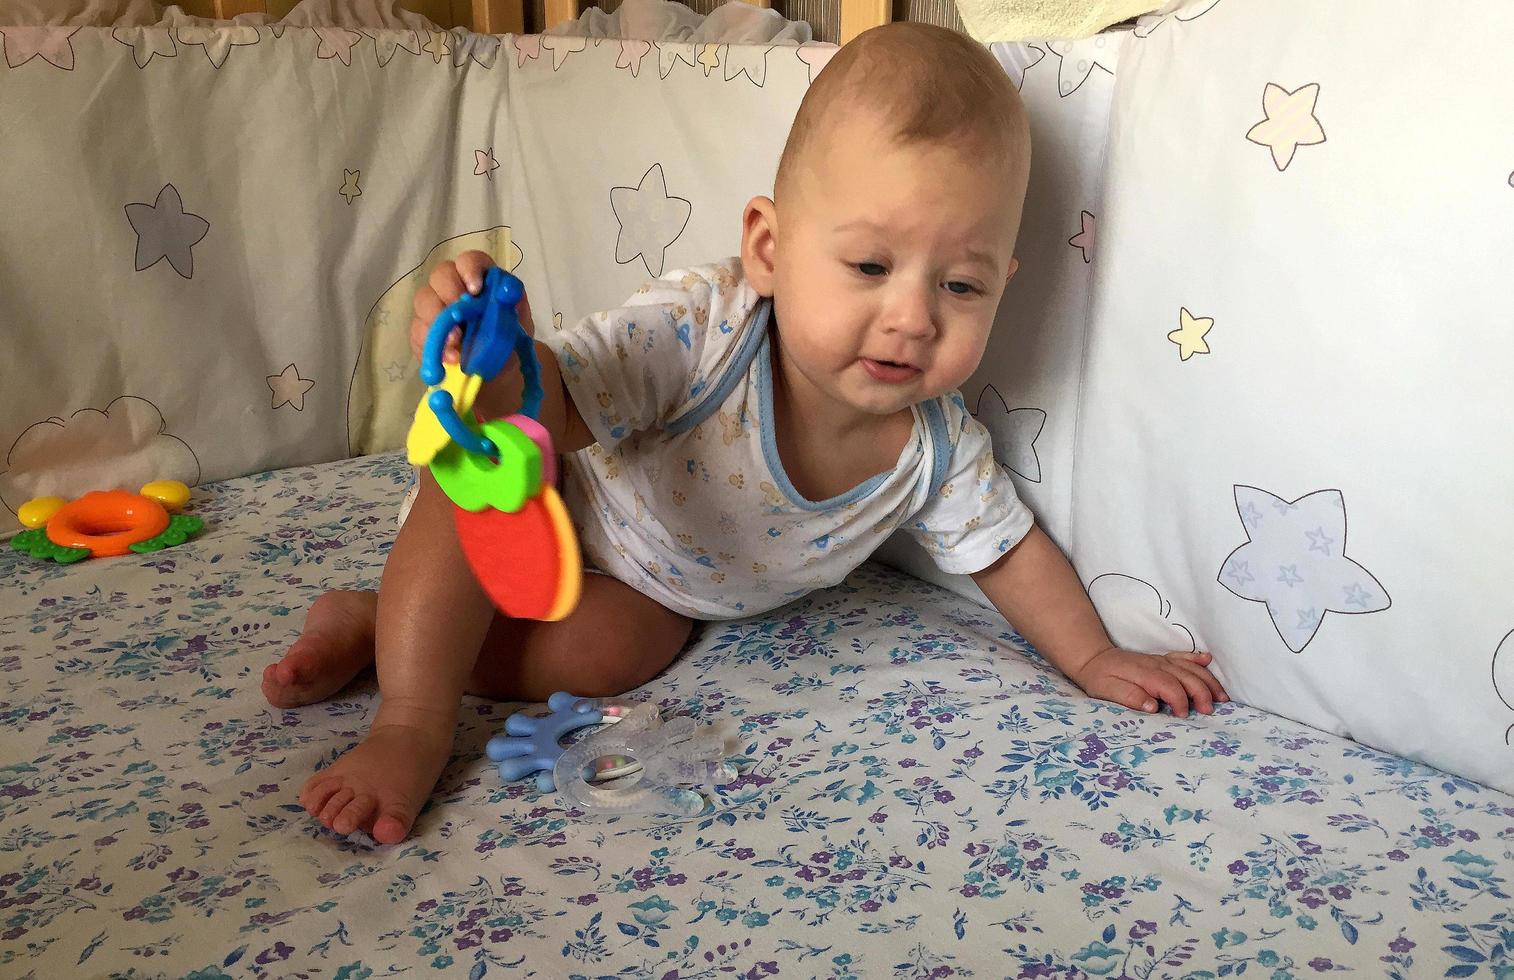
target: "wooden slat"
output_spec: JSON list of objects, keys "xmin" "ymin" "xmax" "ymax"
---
[
  {"xmin": 839, "ymin": 0, "xmax": 889, "ymax": 42},
  {"xmin": 779, "ymin": 0, "xmax": 838, "ymax": 43},
  {"xmin": 215, "ymin": 0, "xmax": 269, "ymax": 16},
  {"xmin": 543, "ymin": 0, "xmax": 580, "ymax": 30},
  {"xmin": 177, "ymin": 0, "xmax": 218, "ymax": 17},
  {"xmin": 402, "ymin": 0, "xmax": 459, "ymax": 27},
  {"xmin": 472, "ymin": 0, "xmax": 525, "ymax": 33},
  {"xmin": 894, "ymin": 0, "xmax": 964, "ymax": 32}
]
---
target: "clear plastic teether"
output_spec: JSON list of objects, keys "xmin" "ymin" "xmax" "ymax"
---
[{"xmin": 552, "ymin": 703, "xmax": 737, "ymax": 816}]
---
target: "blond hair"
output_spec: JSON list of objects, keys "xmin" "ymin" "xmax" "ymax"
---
[{"xmin": 775, "ymin": 23, "xmax": 1030, "ymax": 202}]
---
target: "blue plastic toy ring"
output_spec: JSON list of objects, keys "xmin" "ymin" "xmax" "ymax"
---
[{"xmin": 419, "ymin": 267, "xmax": 544, "ymax": 457}]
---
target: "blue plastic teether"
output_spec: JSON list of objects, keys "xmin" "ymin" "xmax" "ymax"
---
[
  {"xmin": 486, "ymin": 691, "xmax": 604, "ymax": 792},
  {"xmin": 418, "ymin": 266, "xmax": 544, "ymax": 460}
]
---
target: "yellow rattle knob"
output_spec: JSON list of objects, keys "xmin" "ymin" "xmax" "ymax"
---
[
  {"xmin": 406, "ymin": 362, "xmax": 484, "ymax": 466},
  {"xmin": 140, "ymin": 479, "xmax": 191, "ymax": 512},
  {"xmin": 17, "ymin": 496, "xmax": 67, "ymax": 529}
]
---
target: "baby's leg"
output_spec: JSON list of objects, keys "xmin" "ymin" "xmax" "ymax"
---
[
  {"xmin": 292, "ymin": 476, "xmax": 692, "ymax": 844},
  {"xmin": 261, "ymin": 589, "xmax": 379, "ymax": 709},
  {"xmin": 465, "ymin": 572, "xmax": 693, "ymax": 703},
  {"xmin": 296, "ymin": 471, "xmax": 499, "ymax": 843}
]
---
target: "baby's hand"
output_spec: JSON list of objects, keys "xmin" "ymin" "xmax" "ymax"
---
[
  {"xmin": 1070, "ymin": 648, "xmax": 1228, "ymax": 718},
  {"xmin": 409, "ymin": 251, "xmax": 538, "ymax": 365}
]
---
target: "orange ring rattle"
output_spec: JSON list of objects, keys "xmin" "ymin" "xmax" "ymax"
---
[
  {"xmin": 12, "ymin": 480, "xmax": 203, "ymax": 563},
  {"xmin": 46, "ymin": 489, "xmax": 171, "ymax": 558}
]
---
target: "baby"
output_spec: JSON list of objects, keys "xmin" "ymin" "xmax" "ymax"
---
[{"xmin": 264, "ymin": 22, "xmax": 1226, "ymax": 845}]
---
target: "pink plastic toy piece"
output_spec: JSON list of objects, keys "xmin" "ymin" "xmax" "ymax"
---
[{"xmin": 506, "ymin": 413, "xmax": 557, "ymax": 487}]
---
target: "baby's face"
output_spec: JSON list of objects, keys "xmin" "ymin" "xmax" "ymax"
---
[{"xmin": 767, "ymin": 118, "xmax": 1023, "ymax": 418}]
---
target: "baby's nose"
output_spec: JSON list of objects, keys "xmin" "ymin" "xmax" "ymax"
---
[{"xmin": 883, "ymin": 292, "xmax": 936, "ymax": 337}]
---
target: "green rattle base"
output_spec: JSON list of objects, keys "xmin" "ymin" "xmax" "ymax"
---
[
  {"xmin": 129, "ymin": 514, "xmax": 206, "ymax": 553},
  {"xmin": 11, "ymin": 514, "xmax": 205, "ymax": 564},
  {"xmin": 11, "ymin": 529, "xmax": 90, "ymax": 564}
]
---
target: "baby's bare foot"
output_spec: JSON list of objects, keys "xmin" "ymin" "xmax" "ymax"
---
[
  {"xmin": 263, "ymin": 590, "xmax": 379, "ymax": 708},
  {"xmin": 300, "ymin": 723, "xmax": 451, "ymax": 843}
]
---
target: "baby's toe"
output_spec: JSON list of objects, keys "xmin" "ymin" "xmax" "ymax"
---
[
  {"xmin": 333, "ymin": 794, "xmax": 377, "ymax": 836},
  {"xmin": 319, "ymin": 787, "xmax": 357, "ymax": 827},
  {"xmin": 277, "ymin": 644, "xmax": 317, "ymax": 684},
  {"xmin": 300, "ymin": 773, "xmax": 342, "ymax": 815},
  {"xmin": 372, "ymin": 806, "xmax": 417, "ymax": 846}
]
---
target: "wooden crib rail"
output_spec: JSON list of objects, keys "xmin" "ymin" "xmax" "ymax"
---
[
  {"xmin": 182, "ymin": 0, "xmax": 889, "ymax": 43},
  {"xmin": 838, "ymin": 0, "xmax": 889, "ymax": 41},
  {"xmin": 534, "ymin": 0, "xmax": 880, "ymax": 37},
  {"xmin": 182, "ymin": 0, "xmax": 523, "ymax": 33},
  {"xmin": 180, "ymin": 0, "xmax": 872, "ymax": 39}
]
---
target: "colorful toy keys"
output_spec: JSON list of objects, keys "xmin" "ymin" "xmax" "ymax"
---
[{"xmin": 405, "ymin": 266, "xmax": 582, "ymax": 621}]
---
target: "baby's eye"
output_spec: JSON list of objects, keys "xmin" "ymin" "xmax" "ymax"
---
[
  {"xmin": 944, "ymin": 280, "xmax": 980, "ymax": 296},
  {"xmin": 855, "ymin": 262, "xmax": 887, "ymax": 277}
]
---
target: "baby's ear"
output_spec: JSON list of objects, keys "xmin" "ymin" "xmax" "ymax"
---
[
  {"xmin": 1005, "ymin": 257, "xmax": 1020, "ymax": 282},
  {"xmin": 741, "ymin": 196, "xmax": 779, "ymax": 296}
]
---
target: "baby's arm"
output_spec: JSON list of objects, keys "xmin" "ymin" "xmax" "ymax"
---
[
  {"xmin": 410, "ymin": 251, "xmax": 595, "ymax": 454},
  {"xmin": 971, "ymin": 525, "xmax": 1228, "ymax": 717}
]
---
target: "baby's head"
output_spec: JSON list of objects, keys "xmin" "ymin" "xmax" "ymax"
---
[{"xmin": 742, "ymin": 22, "xmax": 1031, "ymax": 417}]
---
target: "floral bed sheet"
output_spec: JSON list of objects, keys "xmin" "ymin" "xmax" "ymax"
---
[{"xmin": 2, "ymin": 454, "xmax": 1512, "ymax": 979}]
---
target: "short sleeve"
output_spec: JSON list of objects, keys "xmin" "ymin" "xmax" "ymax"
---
[
  {"xmin": 905, "ymin": 395, "xmax": 1034, "ymax": 575},
  {"xmin": 543, "ymin": 260, "xmax": 762, "ymax": 449}
]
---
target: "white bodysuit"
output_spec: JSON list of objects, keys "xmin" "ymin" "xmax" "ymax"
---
[{"xmin": 538, "ymin": 259, "xmax": 1034, "ymax": 620}]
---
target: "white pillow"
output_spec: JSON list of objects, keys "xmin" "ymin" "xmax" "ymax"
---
[{"xmin": 1071, "ymin": 0, "xmax": 1514, "ymax": 793}]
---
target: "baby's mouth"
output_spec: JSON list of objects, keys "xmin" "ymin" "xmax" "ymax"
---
[{"xmin": 860, "ymin": 358, "xmax": 922, "ymax": 384}]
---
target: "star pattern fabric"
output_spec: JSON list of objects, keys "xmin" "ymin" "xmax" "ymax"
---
[
  {"xmin": 1, "ymin": 27, "xmax": 79, "ymax": 70},
  {"xmin": 721, "ymin": 45, "xmax": 769, "ymax": 87},
  {"xmin": 449, "ymin": 29, "xmax": 500, "ymax": 69},
  {"xmin": 176, "ymin": 24, "xmax": 258, "ymax": 69},
  {"xmin": 1045, "ymin": 37, "xmax": 1115, "ymax": 98},
  {"xmin": 610, "ymin": 164, "xmax": 691, "ymax": 278},
  {"xmin": 1218, "ymin": 486, "xmax": 1390, "ymax": 653},
  {"xmin": 1133, "ymin": 0, "xmax": 1224, "ymax": 37},
  {"xmin": 339, "ymin": 170, "xmax": 362, "ymax": 205},
  {"xmin": 267, "ymin": 364, "xmax": 316, "ymax": 412},
  {"xmin": 314, "ymin": 27, "xmax": 362, "ymax": 67},
  {"xmin": 125, "ymin": 184, "xmax": 210, "ymax": 279},
  {"xmin": 542, "ymin": 36, "xmax": 586, "ymax": 71},
  {"xmin": 1246, "ymin": 82, "xmax": 1327, "ymax": 171},
  {"xmin": 1168, "ymin": 307, "xmax": 1213, "ymax": 361},
  {"xmin": 514, "ymin": 34, "xmax": 541, "ymax": 68},
  {"xmin": 795, "ymin": 43, "xmax": 835, "ymax": 83},
  {"xmin": 422, "ymin": 30, "xmax": 450, "ymax": 64},
  {"xmin": 474, "ymin": 148, "xmax": 500, "ymax": 180},
  {"xmin": 617, "ymin": 39, "xmax": 651, "ymax": 77},
  {"xmin": 112, "ymin": 27, "xmax": 176, "ymax": 69},
  {"xmin": 1068, "ymin": 210, "xmax": 1095, "ymax": 263},
  {"xmin": 658, "ymin": 42, "xmax": 699, "ymax": 80},
  {"xmin": 363, "ymin": 29, "xmax": 420, "ymax": 67},
  {"xmin": 991, "ymin": 42, "xmax": 1045, "ymax": 90},
  {"xmin": 696, "ymin": 44, "xmax": 721, "ymax": 77},
  {"xmin": 973, "ymin": 385, "xmax": 1046, "ymax": 483}
]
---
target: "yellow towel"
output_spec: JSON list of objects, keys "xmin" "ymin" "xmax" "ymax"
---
[{"xmin": 954, "ymin": 0, "xmax": 1159, "ymax": 41}]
